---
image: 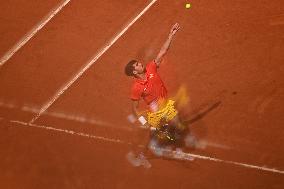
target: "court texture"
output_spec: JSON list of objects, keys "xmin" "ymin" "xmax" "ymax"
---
[{"xmin": 0, "ymin": 0, "xmax": 284, "ymax": 188}]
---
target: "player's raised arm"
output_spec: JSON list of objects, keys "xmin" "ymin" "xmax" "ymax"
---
[{"xmin": 154, "ymin": 23, "xmax": 180, "ymax": 66}]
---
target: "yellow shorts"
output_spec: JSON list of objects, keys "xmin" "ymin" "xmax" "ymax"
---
[{"xmin": 147, "ymin": 100, "xmax": 178, "ymax": 128}]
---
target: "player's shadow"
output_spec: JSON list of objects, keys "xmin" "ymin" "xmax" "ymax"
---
[
  {"xmin": 173, "ymin": 101, "xmax": 222, "ymax": 152},
  {"xmin": 181, "ymin": 101, "xmax": 222, "ymax": 126}
]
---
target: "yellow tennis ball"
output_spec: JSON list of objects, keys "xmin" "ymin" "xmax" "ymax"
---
[{"xmin": 185, "ymin": 3, "xmax": 191, "ymax": 9}]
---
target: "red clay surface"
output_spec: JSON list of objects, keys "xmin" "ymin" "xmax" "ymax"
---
[
  {"xmin": 0, "ymin": 0, "xmax": 61, "ymax": 57},
  {"xmin": 1, "ymin": 0, "xmax": 284, "ymax": 188}
]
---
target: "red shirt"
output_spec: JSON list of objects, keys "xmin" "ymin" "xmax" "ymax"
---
[{"xmin": 130, "ymin": 61, "xmax": 167, "ymax": 104}]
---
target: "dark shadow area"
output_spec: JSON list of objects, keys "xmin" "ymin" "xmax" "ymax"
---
[{"xmin": 182, "ymin": 101, "xmax": 222, "ymax": 125}]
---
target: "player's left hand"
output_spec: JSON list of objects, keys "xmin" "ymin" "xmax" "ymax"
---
[{"xmin": 169, "ymin": 23, "xmax": 180, "ymax": 37}]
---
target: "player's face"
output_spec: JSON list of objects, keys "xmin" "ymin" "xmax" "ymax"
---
[{"xmin": 133, "ymin": 61, "xmax": 145, "ymax": 74}]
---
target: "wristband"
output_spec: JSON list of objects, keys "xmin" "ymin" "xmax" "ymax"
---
[{"xmin": 138, "ymin": 116, "xmax": 147, "ymax": 125}]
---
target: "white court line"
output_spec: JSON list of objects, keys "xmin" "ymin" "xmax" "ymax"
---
[
  {"xmin": 160, "ymin": 149, "xmax": 284, "ymax": 174},
  {"xmin": 0, "ymin": 100, "xmax": 132, "ymax": 131},
  {"xmin": 29, "ymin": 0, "xmax": 158, "ymax": 124},
  {"xmin": 11, "ymin": 120, "xmax": 125, "ymax": 144},
  {"xmin": 0, "ymin": 0, "xmax": 71, "ymax": 66},
  {"xmin": 9, "ymin": 119, "xmax": 284, "ymax": 175}
]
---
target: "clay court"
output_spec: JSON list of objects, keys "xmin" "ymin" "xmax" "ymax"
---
[{"xmin": 1, "ymin": 0, "xmax": 284, "ymax": 188}]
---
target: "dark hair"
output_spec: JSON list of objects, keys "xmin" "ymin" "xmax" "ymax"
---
[{"xmin": 124, "ymin": 60, "xmax": 137, "ymax": 76}]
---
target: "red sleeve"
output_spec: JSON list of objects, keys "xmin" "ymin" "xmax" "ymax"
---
[
  {"xmin": 130, "ymin": 84, "xmax": 143, "ymax": 101},
  {"xmin": 146, "ymin": 60, "xmax": 157, "ymax": 73}
]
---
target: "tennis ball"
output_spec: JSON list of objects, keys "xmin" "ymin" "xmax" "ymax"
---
[{"xmin": 185, "ymin": 3, "xmax": 191, "ymax": 9}]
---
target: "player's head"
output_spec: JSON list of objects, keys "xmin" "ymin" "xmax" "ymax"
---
[{"xmin": 125, "ymin": 60, "xmax": 145, "ymax": 77}]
